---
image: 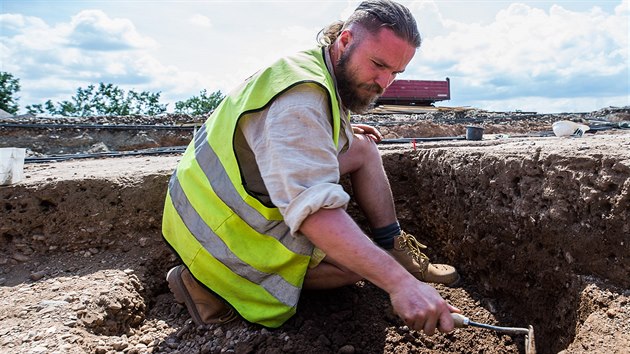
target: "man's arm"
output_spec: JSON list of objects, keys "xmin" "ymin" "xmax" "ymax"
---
[{"xmin": 300, "ymin": 207, "xmax": 458, "ymax": 335}]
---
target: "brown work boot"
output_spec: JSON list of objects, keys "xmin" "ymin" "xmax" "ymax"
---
[
  {"xmin": 166, "ymin": 265, "xmax": 238, "ymax": 326},
  {"xmin": 387, "ymin": 231, "xmax": 460, "ymax": 286}
]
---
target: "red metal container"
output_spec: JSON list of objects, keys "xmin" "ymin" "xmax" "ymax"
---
[{"xmin": 376, "ymin": 78, "xmax": 450, "ymax": 106}]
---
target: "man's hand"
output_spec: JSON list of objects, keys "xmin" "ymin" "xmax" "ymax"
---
[
  {"xmin": 352, "ymin": 124, "xmax": 383, "ymax": 143},
  {"xmin": 389, "ymin": 278, "xmax": 460, "ymax": 335}
]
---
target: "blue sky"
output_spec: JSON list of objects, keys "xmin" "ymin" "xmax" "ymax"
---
[{"xmin": 1, "ymin": 0, "xmax": 628, "ymax": 114}]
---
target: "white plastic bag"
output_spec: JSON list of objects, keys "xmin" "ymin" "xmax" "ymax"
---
[{"xmin": 552, "ymin": 121, "xmax": 590, "ymax": 137}]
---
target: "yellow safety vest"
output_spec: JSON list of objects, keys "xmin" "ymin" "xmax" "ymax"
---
[{"xmin": 162, "ymin": 47, "xmax": 344, "ymax": 327}]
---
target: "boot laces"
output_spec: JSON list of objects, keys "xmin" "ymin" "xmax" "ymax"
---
[{"xmin": 399, "ymin": 231, "xmax": 430, "ymax": 266}]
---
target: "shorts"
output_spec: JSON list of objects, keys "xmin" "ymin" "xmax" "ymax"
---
[{"xmin": 308, "ymin": 247, "xmax": 326, "ymax": 269}]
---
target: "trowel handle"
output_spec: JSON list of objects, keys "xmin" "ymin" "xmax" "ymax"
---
[
  {"xmin": 450, "ymin": 313, "xmax": 530, "ymax": 336},
  {"xmin": 451, "ymin": 313, "xmax": 469, "ymax": 328}
]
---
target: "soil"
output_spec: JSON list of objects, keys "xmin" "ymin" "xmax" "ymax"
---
[{"xmin": 1, "ymin": 107, "xmax": 629, "ymax": 354}]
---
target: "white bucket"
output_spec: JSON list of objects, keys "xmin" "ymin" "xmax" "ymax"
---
[{"xmin": 0, "ymin": 148, "xmax": 26, "ymax": 185}]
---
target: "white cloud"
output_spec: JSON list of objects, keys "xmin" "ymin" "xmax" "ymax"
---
[
  {"xmin": 1, "ymin": 13, "xmax": 46, "ymax": 31},
  {"xmin": 406, "ymin": 0, "xmax": 448, "ymax": 40},
  {"xmin": 455, "ymin": 94, "xmax": 630, "ymax": 114},
  {"xmin": 0, "ymin": 10, "xmax": 199, "ymax": 109},
  {"xmin": 189, "ymin": 14, "xmax": 212, "ymax": 28},
  {"xmin": 407, "ymin": 1, "xmax": 628, "ymax": 111},
  {"xmin": 1, "ymin": 1, "xmax": 627, "ymax": 114},
  {"xmin": 64, "ymin": 10, "xmax": 158, "ymax": 51},
  {"xmin": 0, "ymin": 14, "xmax": 61, "ymax": 52}
]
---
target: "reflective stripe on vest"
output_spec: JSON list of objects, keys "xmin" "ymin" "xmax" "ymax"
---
[
  {"xmin": 168, "ymin": 175, "xmax": 301, "ymax": 307},
  {"xmin": 163, "ymin": 47, "xmax": 343, "ymax": 327}
]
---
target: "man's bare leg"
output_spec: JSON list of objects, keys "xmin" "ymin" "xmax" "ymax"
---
[
  {"xmin": 303, "ymin": 134, "xmax": 395, "ymax": 290},
  {"xmin": 303, "ymin": 257, "xmax": 363, "ymax": 289},
  {"xmin": 336, "ymin": 133, "xmax": 460, "ymax": 286},
  {"xmin": 338, "ymin": 134, "xmax": 396, "ymax": 229}
]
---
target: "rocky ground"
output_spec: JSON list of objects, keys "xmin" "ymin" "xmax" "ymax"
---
[{"xmin": 1, "ymin": 106, "xmax": 629, "ymax": 354}]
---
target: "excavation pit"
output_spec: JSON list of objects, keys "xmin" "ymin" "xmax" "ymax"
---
[{"xmin": 1, "ymin": 130, "xmax": 629, "ymax": 353}]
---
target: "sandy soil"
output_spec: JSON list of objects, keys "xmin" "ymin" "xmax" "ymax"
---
[{"xmin": 1, "ymin": 109, "xmax": 629, "ymax": 354}]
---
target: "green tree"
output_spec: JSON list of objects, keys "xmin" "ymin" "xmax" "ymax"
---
[
  {"xmin": 0, "ymin": 72, "xmax": 21, "ymax": 114},
  {"xmin": 26, "ymin": 82, "xmax": 167, "ymax": 116},
  {"xmin": 174, "ymin": 89, "xmax": 224, "ymax": 116}
]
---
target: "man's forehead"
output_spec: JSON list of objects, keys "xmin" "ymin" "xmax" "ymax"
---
[{"xmin": 358, "ymin": 28, "xmax": 416, "ymax": 69}]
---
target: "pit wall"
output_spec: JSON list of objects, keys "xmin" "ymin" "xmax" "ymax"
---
[
  {"xmin": 378, "ymin": 138, "xmax": 629, "ymax": 352},
  {"xmin": 0, "ymin": 160, "xmax": 174, "ymax": 259},
  {"xmin": 1, "ymin": 136, "xmax": 629, "ymax": 353}
]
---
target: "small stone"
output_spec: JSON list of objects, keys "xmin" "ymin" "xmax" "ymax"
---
[
  {"xmin": 39, "ymin": 300, "xmax": 69, "ymax": 308},
  {"xmin": 139, "ymin": 334, "xmax": 153, "ymax": 345},
  {"xmin": 606, "ymin": 308, "xmax": 617, "ymax": 318},
  {"xmin": 72, "ymin": 304, "xmax": 86, "ymax": 311},
  {"xmin": 317, "ymin": 334, "xmax": 331, "ymax": 346},
  {"xmin": 30, "ymin": 270, "xmax": 47, "ymax": 281},
  {"xmin": 94, "ymin": 346, "xmax": 109, "ymax": 354},
  {"xmin": 564, "ymin": 251, "xmax": 574, "ymax": 264},
  {"xmin": 112, "ymin": 340, "xmax": 128, "ymax": 351},
  {"xmin": 166, "ymin": 338, "xmax": 179, "ymax": 349},
  {"xmin": 65, "ymin": 335, "xmax": 79, "ymax": 343},
  {"xmin": 12, "ymin": 253, "xmax": 29, "ymax": 262},
  {"xmin": 339, "ymin": 345, "xmax": 355, "ymax": 354},
  {"xmin": 109, "ymin": 301, "xmax": 123, "ymax": 311}
]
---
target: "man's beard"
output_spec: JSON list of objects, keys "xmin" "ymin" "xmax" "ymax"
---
[{"xmin": 335, "ymin": 46, "xmax": 383, "ymax": 114}]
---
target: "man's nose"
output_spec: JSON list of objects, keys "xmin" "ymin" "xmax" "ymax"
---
[{"xmin": 375, "ymin": 72, "xmax": 395, "ymax": 90}]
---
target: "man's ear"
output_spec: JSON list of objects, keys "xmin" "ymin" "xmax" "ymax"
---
[{"xmin": 338, "ymin": 29, "xmax": 353, "ymax": 52}]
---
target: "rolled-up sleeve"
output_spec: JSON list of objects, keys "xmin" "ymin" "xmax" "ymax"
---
[{"xmin": 239, "ymin": 83, "xmax": 351, "ymax": 235}]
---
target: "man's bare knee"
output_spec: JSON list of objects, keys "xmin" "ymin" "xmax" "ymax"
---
[
  {"xmin": 339, "ymin": 134, "xmax": 381, "ymax": 175},
  {"xmin": 303, "ymin": 260, "xmax": 363, "ymax": 290}
]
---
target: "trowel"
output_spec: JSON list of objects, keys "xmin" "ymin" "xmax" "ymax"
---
[{"xmin": 451, "ymin": 313, "xmax": 536, "ymax": 354}]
